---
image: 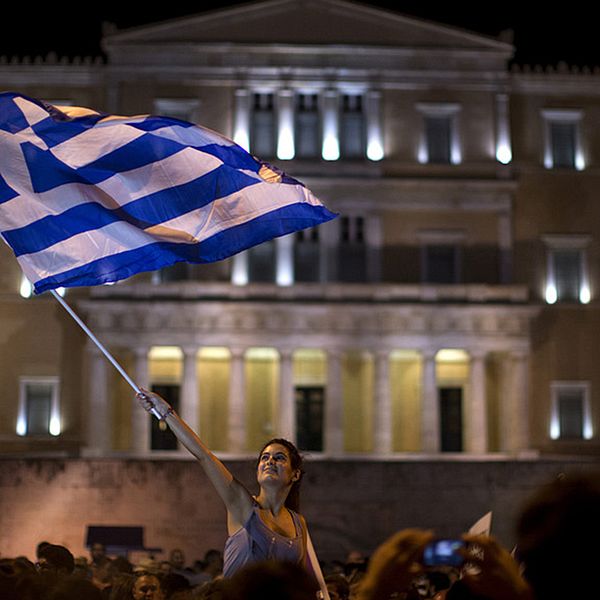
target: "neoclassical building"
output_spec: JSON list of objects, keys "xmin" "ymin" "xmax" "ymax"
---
[{"xmin": 1, "ymin": 0, "xmax": 599, "ymax": 460}]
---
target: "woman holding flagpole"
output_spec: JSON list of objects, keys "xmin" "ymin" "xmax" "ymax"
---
[{"xmin": 136, "ymin": 390, "xmax": 327, "ymax": 595}]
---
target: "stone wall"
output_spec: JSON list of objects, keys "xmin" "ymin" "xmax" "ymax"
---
[{"xmin": 1, "ymin": 457, "xmax": 597, "ymax": 564}]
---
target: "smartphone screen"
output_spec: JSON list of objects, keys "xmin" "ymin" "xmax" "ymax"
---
[{"xmin": 423, "ymin": 539, "xmax": 465, "ymax": 567}]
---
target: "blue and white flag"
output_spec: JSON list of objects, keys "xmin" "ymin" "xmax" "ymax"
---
[{"xmin": 0, "ymin": 92, "xmax": 336, "ymax": 294}]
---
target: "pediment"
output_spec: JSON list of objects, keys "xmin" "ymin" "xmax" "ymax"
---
[{"xmin": 104, "ymin": 0, "xmax": 511, "ymax": 53}]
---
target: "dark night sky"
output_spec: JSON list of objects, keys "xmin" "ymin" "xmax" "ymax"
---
[{"xmin": 1, "ymin": 2, "xmax": 596, "ymax": 68}]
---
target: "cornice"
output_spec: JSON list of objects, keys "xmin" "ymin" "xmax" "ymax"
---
[{"xmin": 78, "ymin": 296, "xmax": 539, "ymax": 353}]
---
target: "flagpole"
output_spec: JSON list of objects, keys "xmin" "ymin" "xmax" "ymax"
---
[{"xmin": 50, "ymin": 290, "xmax": 162, "ymax": 419}]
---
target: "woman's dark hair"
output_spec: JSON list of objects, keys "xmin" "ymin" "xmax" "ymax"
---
[{"xmin": 257, "ymin": 438, "xmax": 304, "ymax": 512}]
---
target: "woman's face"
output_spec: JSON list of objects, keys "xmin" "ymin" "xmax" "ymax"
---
[
  {"xmin": 133, "ymin": 574, "xmax": 163, "ymax": 600},
  {"xmin": 257, "ymin": 443, "xmax": 299, "ymax": 488}
]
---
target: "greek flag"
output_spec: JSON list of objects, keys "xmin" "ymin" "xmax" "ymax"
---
[{"xmin": 0, "ymin": 92, "xmax": 336, "ymax": 294}]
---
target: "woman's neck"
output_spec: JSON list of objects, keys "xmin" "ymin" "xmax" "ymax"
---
[{"xmin": 255, "ymin": 486, "xmax": 290, "ymax": 515}]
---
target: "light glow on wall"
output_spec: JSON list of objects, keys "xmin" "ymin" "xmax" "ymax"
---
[
  {"xmin": 417, "ymin": 141, "xmax": 427, "ymax": 164},
  {"xmin": 580, "ymin": 284, "xmax": 591, "ymax": 304},
  {"xmin": 277, "ymin": 91, "xmax": 295, "ymax": 160},
  {"xmin": 233, "ymin": 128, "xmax": 250, "ymax": 152},
  {"xmin": 545, "ymin": 283, "xmax": 558, "ymax": 304},
  {"xmin": 450, "ymin": 138, "xmax": 462, "ymax": 165},
  {"xmin": 49, "ymin": 416, "xmax": 61, "ymax": 437},
  {"xmin": 16, "ymin": 414, "xmax": 27, "ymax": 436},
  {"xmin": 322, "ymin": 134, "xmax": 340, "ymax": 161},
  {"xmin": 496, "ymin": 143, "xmax": 512, "ymax": 164},
  {"xmin": 366, "ymin": 139, "xmax": 384, "ymax": 161},
  {"xmin": 231, "ymin": 252, "xmax": 249, "ymax": 286},
  {"xmin": 550, "ymin": 413, "xmax": 560, "ymax": 440},
  {"xmin": 276, "ymin": 235, "xmax": 294, "ymax": 286},
  {"xmin": 277, "ymin": 125, "xmax": 295, "ymax": 160},
  {"xmin": 322, "ymin": 93, "xmax": 339, "ymax": 161},
  {"xmin": 20, "ymin": 275, "xmax": 32, "ymax": 298}
]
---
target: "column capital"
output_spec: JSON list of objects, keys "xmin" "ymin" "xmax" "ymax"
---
[
  {"xmin": 181, "ymin": 345, "xmax": 199, "ymax": 358},
  {"xmin": 278, "ymin": 347, "xmax": 294, "ymax": 361},
  {"xmin": 469, "ymin": 349, "xmax": 488, "ymax": 361},
  {"xmin": 421, "ymin": 348, "xmax": 438, "ymax": 361},
  {"xmin": 229, "ymin": 346, "xmax": 247, "ymax": 359},
  {"xmin": 326, "ymin": 347, "xmax": 343, "ymax": 360},
  {"xmin": 133, "ymin": 346, "xmax": 150, "ymax": 359}
]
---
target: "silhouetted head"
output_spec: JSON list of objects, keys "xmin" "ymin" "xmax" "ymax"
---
[{"xmin": 516, "ymin": 471, "xmax": 600, "ymax": 600}]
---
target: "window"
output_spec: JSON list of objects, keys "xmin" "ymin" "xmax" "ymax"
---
[
  {"xmin": 340, "ymin": 94, "xmax": 365, "ymax": 158},
  {"xmin": 295, "ymin": 94, "xmax": 320, "ymax": 158},
  {"xmin": 295, "ymin": 386, "xmax": 324, "ymax": 451},
  {"xmin": 251, "ymin": 93, "xmax": 276, "ymax": 157},
  {"xmin": 425, "ymin": 116, "xmax": 451, "ymax": 164},
  {"xmin": 150, "ymin": 384, "xmax": 180, "ymax": 450},
  {"xmin": 247, "ymin": 239, "xmax": 276, "ymax": 282},
  {"xmin": 550, "ymin": 382, "xmax": 593, "ymax": 440},
  {"xmin": 417, "ymin": 103, "xmax": 461, "ymax": 165},
  {"xmin": 294, "ymin": 228, "xmax": 320, "ymax": 282},
  {"xmin": 418, "ymin": 230, "xmax": 464, "ymax": 284},
  {"xmin": 423, "ymin": 245, "xmax": 460, "ymax": 284},
  {"xmin": 542, "ymin": 109, "xmax": 584, "ymax": 170},
  {"xmin": 439, "ymin": 387, "xmax": 463, "ymax": 452},
  {"xmin": 338, "ymin": 216, "xmax": 367, "ymax": 282},
  {"xmin": 17, "ymin": 377, "xmax": 60, "ymax": 436},
  {"xmin": 543, "ymin": 235, "xmax": 591, "ymax": 304}
]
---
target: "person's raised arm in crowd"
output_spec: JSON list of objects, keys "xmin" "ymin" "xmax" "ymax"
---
[{"xmin": 356, "ymin": 528, "xmax": 532, "ymax": 600}]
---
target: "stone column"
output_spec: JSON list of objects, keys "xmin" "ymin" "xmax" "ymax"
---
[
  {"xmin": 278, "ymin": 349, "xmax": 296, "ymax": 442},
  {"xmin": 276, "ymin": 88, "xmax": 295, "ymax": 160},
  {"xmin": 85, "ymin": 345, "xmax": 110, "ymax": 456},
  {"xmin": 233, "ymin": 88, "xmax": 251, "ymax": 151},
  {"xmin": 131, "ymin": 346, "xmax": 151, "ymax": 455},
  {"xmin": 467, "ymin": 351, "xmax": 488, "ymax": 454},
  {"xmin": 228, "ymin": 347, "xmax": 247, "ymax": 452},
  {"xmin": 495, "ymin": 92, "xmax": 512, "ymax": 164},
  {"xmin": 181, "ymin": 346, "xmax": 199, "ymax": 434},
  {"xmin": 498, "ymin": 351, "xmax": 531, "ymax": 454},
  {"xmin": 321, "ymin": 90, "xmax": 340, "ymax": 161},
  {"xmin": 365, "ymin": 90, "xmax": 384, "ymax": 161},
  {"xmin": 420, "ymin": 350, "xmax": 439, "ymax": 452},
  {"xmin": 231, "ymin": 251, "xmax": 249, "ymax": 286},
  {"xmin": 373, "ymin": 350, "xmax": 392, "ymax": 454},
  {"xmin": 325, "ymin": 349, "xmax": 344, "ymax": 456},
  {"xmin": 506, "ymin": 350, "xmax": 531, "ymax": 453},
  {"xmin": 276, "ymin": 235, "xmax": 294, "ymax": 286}
]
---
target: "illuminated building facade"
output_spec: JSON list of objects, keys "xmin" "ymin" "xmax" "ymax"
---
[{"xmin": 1, "ymin": 0, "xmax": 599, "ymax": 461}]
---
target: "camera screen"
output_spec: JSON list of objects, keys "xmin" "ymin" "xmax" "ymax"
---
[{"xmin": 423, "ymin": 539, "xmax": 465, "ymax": 567}]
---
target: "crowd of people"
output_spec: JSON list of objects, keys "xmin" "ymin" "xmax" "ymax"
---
[{"xmin": 1, "ymin": 468, "xmax": 598, "ymax": 599}]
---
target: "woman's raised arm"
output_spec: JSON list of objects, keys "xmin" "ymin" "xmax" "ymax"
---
[{"xmin": 137, "ymin": 389, "xmax": 254, "ymax": 530}]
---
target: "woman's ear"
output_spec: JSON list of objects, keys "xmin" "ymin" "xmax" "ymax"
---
[{"xmin": 291, "ymin": 469, "xmax": 301, "ymax": 482}]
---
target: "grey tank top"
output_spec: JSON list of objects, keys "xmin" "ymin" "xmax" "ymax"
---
[{"xmin": 222, "ymin": 505, "xmax": 306, "ymax": 577}]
